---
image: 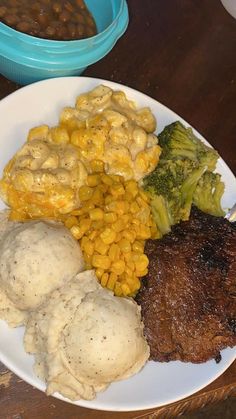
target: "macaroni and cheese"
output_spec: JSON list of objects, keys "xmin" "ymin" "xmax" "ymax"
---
[{"xmin": 0, "ymin": 85, "xmax": 161, "ymax": 220}]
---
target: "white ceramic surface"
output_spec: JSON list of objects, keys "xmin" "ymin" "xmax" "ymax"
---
[
  {"xmin": 0, "ymin": 77, "xmax": 235, "ymax": 412},
  {"xmin": 221, "ymin": 0, "xmax": 236, "ymax": 18}
]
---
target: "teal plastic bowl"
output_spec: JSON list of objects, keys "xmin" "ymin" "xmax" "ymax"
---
[{"xmin": 0, "ymin": 0, "xmax": 129, "ymax": 85}]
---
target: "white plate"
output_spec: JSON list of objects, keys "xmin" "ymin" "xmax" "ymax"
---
[{"xmin": 0, "ymin": 77, "xmax": 235, "ymax": 412}]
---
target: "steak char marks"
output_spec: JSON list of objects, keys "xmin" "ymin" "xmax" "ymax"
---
[{"xmin": 136, "ymin": 207, "xmax": 236, "ymax": 363}]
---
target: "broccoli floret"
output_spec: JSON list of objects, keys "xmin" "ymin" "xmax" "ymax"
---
[
  {"xmin": 143, "ymin": 158, "xmax": 198, "ymax": 226},
  {"xmin": 143, "ymin": 121, "xmax": 224, "ymax": 236},
  {"xmin": 159, "ymin": 122, "xmax": 198, "ymax": 161},
  {"xmin": 159, "ymin": 121, "xmax": 219, "ymax": 170},
  {"xmin": 193, "ymin": 172, "xmax": 225, "ymax": 216},
  {"xmin": 144, "ymin": 162, "xmax": 207, "ymax": 232},
  {"xmin": 143, "ymin": 158, "xmax": 195, "ymax": 198}
]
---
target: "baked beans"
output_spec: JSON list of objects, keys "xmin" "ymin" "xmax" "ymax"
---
[{"xmin": 0, "ymin": 0, "xmax": 97, "ymax": 41}]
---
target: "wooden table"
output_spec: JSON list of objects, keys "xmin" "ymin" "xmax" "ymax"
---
[{"xmin": 0, "ymin": 0, "xmax": 235, "ymax": 417}]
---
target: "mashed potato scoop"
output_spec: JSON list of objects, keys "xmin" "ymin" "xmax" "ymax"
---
[
  {"xmin": 24, "ymin": 270, "xmax": 149, "ymax": 401},
  {"xmin": 0, "ymin": 212, "xmax": 84, "ymax": 327}
]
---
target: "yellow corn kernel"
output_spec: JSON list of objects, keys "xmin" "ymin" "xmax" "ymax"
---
[
  {"xmin": 84, "ymin": 252, "xmax": 92, "ymax": 266},
  {"xmin": 122, "ymin": 190, "xmax": 133, "ymax": 201},
  {"xmin": 114, "ymin": 232, "xmax": 123, "ymax": 243},
  {"xmin": 106, "ymin": 200, "xmax": 127, "ymax": 215},
  {"xmin": 138, "ymin": 189, "xmax": 149, "ymax": 202},
  {"xmin": 95, "ymin": 268, "xmax": 104, "ymax": 279},
  {"xmin": 104, "ymin": 194, "xmax": 114, "ymax": 205},
  {"xmin": 92, "ymin": 255, "xmax": 111, "ymax": 270},
  {"xmin": 147, "ymin": 217, "xmax": 154, "ymax": 227},
  {"xmin": 110, "ymin": 174, "xmax": 122, "ymax": 183},
  {"xmin": 100, "ymin": 227, "xmax": 116, "ymax": 244},
  {"xmin": 118, "ymin": 238, "xmax": 131, "ymax": 253},
  {"xmin": 90, "ymin": 159, "xmax": 104, "ymax": 173},
  {"xmin": 151, "ymin": 227, "xmax": 161, "ymax": 239},
  {"xmin": 110, "ymin": 183, "xmax": 125, "ymax": 197},
  {"xmin": 135, "ymin": 224, "xmax": 151, "ymax": 240},
  {"xmin": 7, "ymin": 209, "xmax": 24, "ymax": 221},
  {"xmin": 119, "ymin": 253, "xmax": 125, "ymax": 262},
  {"xmin": 64, "ymin": 215, "xmax": 78, "ymax": 229},
  {"xmin": 132, "ymin": 218, "xmax": 140, "ymax": 226},
  {"xmin": 80, "ymin": 235, "xmax": 89, "ymax": 250},
  {"xmin": 91, "ymin": 220, "xmax": 104, "ymax": 229},
  {"xmin": 89, "ymin": 208, "xmax": 104, "ymax": 221},
  {"xmin": 71, "ymin": 209, "xmax": 84, "ymax": 216},
  {"xmin": 132, "ymin": 240, "xmax": 144, "ymax": 253},
  {"xmin": 71, "ymin": 207, "xmax": 84, "ymax": 215},
  {"xmin": 124, "ymin": 179, "xmax": 138, "ymax": 197},
  {"xmin": 122, "ymin": 251, "xmax": 132, "ymax": 262},
  {"xmin": 104, "ymin": 212, "xmax": 117, "ymax": 223},
  {"xmin": 130, "ymin": 201, "xmax": 140, "ymax": 214},
  {"xmin": 112, "ymin": 219, "xmax": 126, "ymax": 233},
  {"xmin": 108, "ymin": 243, "xmax": 120, "ymax": 261},
  {"xmin": 83, "ymin": 239, "xmax": 94, "ymax": 256},
  {"xmin": 111, "ymin": 260, "xmax": 125, "ymax": 275},
  {"xmin": 121, "ymin": 213, "xmax": 130, "ymax": 225},
  {"xmin": 91, "ymin": 188, "xmax": 103, "ymax": 205},
  {"xmin": 101, "ymin": 173, "xmax": 113, "ymax": 186},
  {"xmin": 122, "ymin": 229, "xmax": 136, "ymax": 243},
  {"xmin": 121, "ymin": 283, "xmax": 131, "ymax": 296},
  {"xmin": 98, "ymin": 183, "xmax": 109, "ymax": 194},
  {"xmin": 122, "ymin": 201, "xmax": 129, "ymax": 214},
  {"xmin": 136, "ymin": 268, "xmax": 148, "ymax": 277},
  {"xmin": 137, "ymin": 208, "xmax": 151, "ymax": 224},
  {"xmin": 81, "ymin": 202, "xmax": 95, "ymax": 214},
  {"xmin": 133, "ymin": 254, "xmax": 149, "ymax": 271},
  {"xmin": 136, "ymin": 196, "xmax": 149, "ymax": 209},
  {"xmin": 131, "ymin": 275, "xmax": 141, "ymax": 292},
  {"xmin": 127, "ymin": 260, "xmax": 135, "ymax": 271},
  {"xmin": 124, "ymin": 273, "xmax": 136, "ymax": 290},
  {"xmin": 124, "ymin": 266, "xmax": 133, "ymax": 278},
  {"xmin": 107, "ymin": 273, "xmax": 118, "ymax": 290},
  {"xmin": 114, "ymin": 282, "xmax": 123, "ymax": 296},
  {"xmin": 88, "ymin": 230, "xmax": 98, "ymax": 241},
  {"xmin": 101, "ymin": 272, "xmax": 109, "ymax": 287},
  {"xmin": 79, "ymin": 217, "xmax": 92, "ymax": 232},
  {"xmin": 79, "ymin": 185, "xmax": 93, "ymax": 201},
  {"xmin": 86, "ymin": 174, "xmax": 100, "ymax": 187},
  {"xmin": 70, "ymin": 225, "xmax": 84, "ymax": 240},
  {"xmin": 94, "ymin": 237, "xmax": 109, "ymax": 255}
]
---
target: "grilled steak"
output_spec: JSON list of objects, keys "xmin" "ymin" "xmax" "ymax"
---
[{"xmin": 136, "ymin": 207, "xmax": 236, "ymax": 363}]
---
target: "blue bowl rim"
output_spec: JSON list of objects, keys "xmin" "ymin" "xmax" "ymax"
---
[
  {"xmin": 0, "ymin": 0, "xmax": 126, "ymax": 46},
  {"xmin": 1, "ymin": 13, "xmax": 128, "ymax": 72}
]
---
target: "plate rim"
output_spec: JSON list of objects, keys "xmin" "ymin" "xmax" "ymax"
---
[{"xmin": 0, "ymin": 76, "xmax": 235, "ymax": 412}]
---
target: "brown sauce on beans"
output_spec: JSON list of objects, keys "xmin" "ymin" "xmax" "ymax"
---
[{"xmin": 0, "ymin": 0, "xmax": 97, "ymax": 41}]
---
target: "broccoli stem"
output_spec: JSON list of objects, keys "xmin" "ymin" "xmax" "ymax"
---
[
  {"xmin": 181, "ymin": 165, "xmax": 207, "ymax": 219},
  {"xmin": 150, "ymin": 195, "xmax": 172, "ymax": 236}
]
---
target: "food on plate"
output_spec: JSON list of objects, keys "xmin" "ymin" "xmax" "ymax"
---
[
  {"xmin": 24, "ymin": 270, "xmax": 149, "ymax": 401},
  {"xmin": 143, "ymin": 121, "xmax": 225, "ymax": 236},
  {"xmin": 63, "ymin": 171, "xmax": 159, "ymax": 297},
  {"xmin": 0, "ymin": 138, "xmax": 86, "ymax": 218},
  {"xmin": 0, "ymin": 210, "xmax": 28, "ymax": 326},
  {"xmin": 0, "ymin": 0, "xmax": 97, "ymax": 41},
  {"xmin": 193, "ymin": 171, "xmax": 225, "ymax": 217},
  {"xmin": 136, "ymin": 206, "xmax": 236, "ymax": 363},
  {"xmin": 0, "ymin": 215, "xmax": 84, "ymax": 327},
  {"xmin": 0, "ymin": 85, "xmax": 161, "ymax": 221}
]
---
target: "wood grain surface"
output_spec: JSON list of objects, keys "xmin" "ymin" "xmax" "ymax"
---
[{"xmin": 0, "ymin": 0, "xmax": 235, "ymax": 418}]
